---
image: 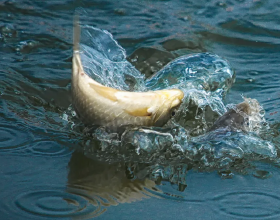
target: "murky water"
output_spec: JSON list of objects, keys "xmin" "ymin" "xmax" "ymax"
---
[{"xmin": 0, "ymin": 0, "xmax": 280, "ymax": 219}]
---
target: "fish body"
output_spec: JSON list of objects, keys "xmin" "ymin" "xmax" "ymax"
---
[
  {"xmin": 72, "ymin": 19, "xmax": 184, "ymax": 131},
  {"xmin": 209, "ymin": 98, "xmax": 260, "ymax": 132}
]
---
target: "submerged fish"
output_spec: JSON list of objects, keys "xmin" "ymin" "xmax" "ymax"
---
[
  {"xmin": 72, "ymin": 18, "xmax": 184, "ymax": 131},
  {"xmin": 209, "ymin": 98, "xmax": 260, "ymax": 132}
]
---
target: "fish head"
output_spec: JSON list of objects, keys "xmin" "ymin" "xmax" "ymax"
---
[{"xmin": 151, "ymin": 89, "xmax": 184, "ymax": 126}]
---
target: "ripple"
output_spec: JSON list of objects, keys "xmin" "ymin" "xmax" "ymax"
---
[
  {"xmin": 0, "ymin": 123, "xmax": 34, "ymax": 151},
  {"xmin": 211, "ymin": 191, "xmax": 280, "ymax": 219},
  {"xmin": 253, "ymin": 170, "xmax": 272, "ymax": 179},
  {"xmin": 14, "ymin": 187, "xmax": 104, "ymax": 219},
  {"xmin": 144, "ymin": 183, "xmax": 204, "ymax": 204},
  {"xmin": 27, "ymin": 139, "xmax": 72, "ymax": 157},
  {"xmin": 0, "ymin": 123, "xmax": 72, "ymax": 157}
]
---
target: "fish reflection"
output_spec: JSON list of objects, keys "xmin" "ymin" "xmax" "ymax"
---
[{"xmin": 67, "ymin": 151, "xmax": 158, "ymax": 207}]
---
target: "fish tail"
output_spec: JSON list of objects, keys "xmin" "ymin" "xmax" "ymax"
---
[
  {"xmin": 73, "ymin": 14, "xmax": 80, "ymax": 52},
  {"xmin": 72, "ymin": 13, "xmax": 84, "ymax": 75}
]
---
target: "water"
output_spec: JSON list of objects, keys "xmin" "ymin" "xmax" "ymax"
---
[{"xmin": 0, "ymin": 0, "xmax": 280, "ymax": 219}]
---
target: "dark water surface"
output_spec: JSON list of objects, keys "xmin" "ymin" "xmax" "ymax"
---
[{"xmin": 0, "ymin": 0, "xmax": 280, "ymax": 219}]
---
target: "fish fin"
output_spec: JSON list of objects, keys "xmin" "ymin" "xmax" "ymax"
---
[
  {"xmin": 151, "ymin": 109, "xmax": 163, "ymax": 122},
  {"xmin": 72, "ymin": 14, "xmax": 85, "ymax": 76},
  {"xmin": 124, "ymin": 108, "xmax": 152, "ymax": 117},
  {"xmin": 116, "ymin": 92, "xmax": 156, "ymax": 117},
  {"xmin": 89, "ymin": 83, "xmax": 118, "ymax": 102},
  {"xmin": 73, "ymin": 14, "xmax": 80, "ymax": 52}
]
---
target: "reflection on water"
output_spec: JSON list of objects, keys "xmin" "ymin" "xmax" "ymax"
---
[
  {"xmin": 67, "ymin": 151, "xmax": 193, "ymax": 216},
  {"xmin": 15, "ymin": 186, "xmax": 101, "ymax": 219},
  {"xmin": 67, "ymin": 152, "xmax": 157, "ymax": 205},
  {"xmin": 0, "ymin": 0, "xmax": 280, "ymax": 219}
]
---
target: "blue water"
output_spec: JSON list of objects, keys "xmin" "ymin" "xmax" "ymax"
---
[{"xmin": 0, "ymin": 0, "xmax": 280, "ymax": 219}]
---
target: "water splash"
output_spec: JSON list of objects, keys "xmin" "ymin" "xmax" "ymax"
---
[
  {"xmin": 68, "ymin": 22, "xmax": 278, "ymax": 175},
  {"xmin": 80, "ymin": 25, "xmax": 146, "ymax": 91},
  {"xmin": 145, "ymin": 52, "xmax": 235, "ymax": 94}
]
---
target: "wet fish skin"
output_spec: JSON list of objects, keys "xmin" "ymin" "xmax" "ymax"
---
[{"xmin": 72, "ymin": 18, "xmax": 184, "ymax": 131}]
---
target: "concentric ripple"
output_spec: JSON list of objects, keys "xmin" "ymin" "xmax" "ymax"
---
[
  {"xmin": 0, "ymin": 122, "xmax": 72, "ymax": 157},
  {"xmin": 210, "ymin": 191, "xmax": 280, "ymax": 219},
  {"xmin": 14, "ymin": 187, "xmax": 104, "ymax": 219},
  {"xmin": 0, "ymin": 123, "xmax": 34, "ymax": 151},
  {"xmin": 27, "ymin": 139, "xmax": 73, "ymax": 157}
]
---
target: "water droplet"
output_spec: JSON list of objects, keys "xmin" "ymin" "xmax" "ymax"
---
[
  {"xmin": 14, "ymin": 89, "xmax": 21, "ymax": 95},
  {"xmin": 62, "ymin": 113, "xmax": 68, "ymax": 121},
  {"xmin": 0, "ymin": 24, "xmax": 17, "ymax": 38},
  {"xmin": 218, "ymin": 170, "xmax": 234, "ymax": 179},
  {"xmin": 253, "ymin": 170, "xmax": 272, "ymax": 179},
  {"xmin": 114, "ymin": 8, "xmax": 126, "ymax": 15},
  {"xmin": 247, "ymin": 78, "xmax": 254, "ymax": 82}
]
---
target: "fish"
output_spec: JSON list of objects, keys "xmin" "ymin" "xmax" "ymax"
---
[
  {"xmin": 72, "ymin": 17, "xmax": 184, "ymax": 131},
  {"xmin": 209, "ymin": 98, "xmax": 260, "ymax": 132}
]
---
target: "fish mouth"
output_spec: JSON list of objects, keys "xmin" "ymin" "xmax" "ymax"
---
[
  {"xmin": 159, "ymin": 89, "xmax": 184, "ymax": 105},
  {"xmin": 171, "ymin": 98, "xmax": 182, "ymax": 108},
  {"xmin": 170, "ymin": 90, "xmax": 184, "ymax": 108}
]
